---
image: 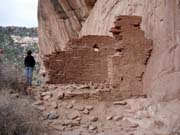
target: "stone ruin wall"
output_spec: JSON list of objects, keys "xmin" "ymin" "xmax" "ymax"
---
[
  {"xmin": 38, "ymin": 0, "xmax": 180, "ymax": 102},
  {"xmin": 43, "ymin": 36, "xmax": 114, "ymax": 84},
  {"xmin": 43, "ymin": 16, "xmax": 152, "ymax": 100},
  {"xmin": 109, "ymin": 16, "xmax": 152, "ymax": 99}
]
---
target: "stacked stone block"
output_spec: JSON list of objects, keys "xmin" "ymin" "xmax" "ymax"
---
[
  {"xmin": 44, "ymin": 36, "xmax": 114, "ymax": 84},
  {"xmin": 109, "ymin": 15, "xmax": 152, "ymax": 99},
  {"xmin": 43, "ymin": 15, "xmax": 152, "ymax": 100}
]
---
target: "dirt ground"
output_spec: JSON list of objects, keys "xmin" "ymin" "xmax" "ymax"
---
[{"xmin": 21, "ymin": 84, "xmax": 180, "ymax": 135}]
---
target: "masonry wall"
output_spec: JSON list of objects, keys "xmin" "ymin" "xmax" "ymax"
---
[
  {"xmin": 109, "ymin": 16, "xmax": 152, "ymax": 99},
  {"xmin": 43, "ymin": 16, "xmax": 152, "ymax": 100},
  {"xmin": 44, "ymin": 36, "xmax": 114, "ymax": 84}
]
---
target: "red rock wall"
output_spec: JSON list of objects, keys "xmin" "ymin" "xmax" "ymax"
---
[
  {"xmin": 43, "ymin": 16, "xmax": 152, "ymax": 100},
  {"xmin": 39, "ymin": 0, "xmax": 180, "ymax": 101},
  {"xmin": 44, "ymin": 36, "xmax": 114, "ymax": 84},
  {"xmin": 38, "ymin": 0, "xmax": 97, "ymax": 56},
  {"xmin": 109, "ymin": 16, "xmax": 152, "ymax": 99}
]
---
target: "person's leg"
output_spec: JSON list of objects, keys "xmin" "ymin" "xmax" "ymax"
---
[
  {"xmin": 25, "ymin": 67, "xmax": 29, "ymax": 86},
  {"xmin": 29, "ymin": 67, "xmax": 33, "ymax": 86}
]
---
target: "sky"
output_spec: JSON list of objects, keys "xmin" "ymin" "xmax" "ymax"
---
[{"xmin": 0, "ymin": 0, "xmax": 38, "ymax": 27}]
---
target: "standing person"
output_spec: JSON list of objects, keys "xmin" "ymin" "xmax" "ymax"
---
[
  {"xmin": 0, "ymin": 49, "xmax": 3, "ymax": 78},
  {"xmin": 0, "ymin": 49, "xmax": 3, "ymax": 62},
  {"xmin": 24, "ymin": 50, "xmax": 35, "ymax": 86}
]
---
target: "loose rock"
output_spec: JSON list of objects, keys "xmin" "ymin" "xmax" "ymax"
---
[
  {"xmin": 41, "ymin": 92, "xmax": 52, "ymax": 97},
  {"xmin": 57, "ymin": 92, "xmax": 65, "ymax": 99},
  {"xmin": 113, "ymin": 115, "xmax": 123, "ymax": 121},
  {"xmin": 12, "ymin": 93, "xmax": 19, "ymax": 98},
  {"xmin": 113, "ymin": 101, "xmax": 127, "ymax": 106},
  {"xmin": 67, "ymin": 104, "xmax": 73, "ymax": 109},
  {"xmin": 63, "ymin": 120, "xmax": 80, "ymax": 126},
  {"xmin": 53, "ymin": 125, "xmax": 65, "ymax": 131},
  {"xmin": 83, "ymin": 109, "xmax": 89, "ymax": 114},
  {"xmin": 68, "ymin": 111, "xmax": 81, "ymax": 120},
  {"xmin": 90, "ymin": 116, "xmax": 98, "ymax": 122},
  {"xmin": 52, "ymin": 102, "xmax": 58, "ymax": 109},
  {"xmin": 43, "ymin": 95, "xmax": 51, "ymax": 101},
  {"xmin": 34, "ymin": 105, "xmax": 45, "ymax": 111},
  {"xmin": 75, "ymin": 117, "xmax": 81, "ymax": 121},
  {"xmin": 47, "ymin": 111, "xmax": 59, "ymax": 119},
  {"xmin": 106, "ymin": 115, "xmax": 113, "ymax": 120},
  {"xmin": 129, "ymin": 123, "xmax": 139, "ymax": 128},
  {"xmin": 75, "ymin": 105, "xmax": 85, "ymax": 111},
  {"xmin": 33, "ymin": 100, "xmax": 43, "ymax": 105},
  {"xmin": 85, "ymin": 105, "xmax": 94, "ymax": 111},
  {"xmin": 89, "ymin": 125, "xmax": 97, "ymax": 131}
]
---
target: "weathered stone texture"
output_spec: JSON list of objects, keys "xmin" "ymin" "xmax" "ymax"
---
[
  {"xmin": 44, "ymin": 16, "xmax": 152, "ymax": 100},
  {"xmin": 109, "ymin": 16, "xmax": 152, "ymax": 99},
  {"xmin": 80, "ymin": 0, "xmax": 144, "ymax": 36},
  {"xmin": 80, "ymin": 0, "xmax": 180, "ymax": 101},
  {"xmin": 39, "ymin": 0, "xmax": 180, "ymax": 101},
  {"xmin": 38, "ymin": 0, "xmax": 96, "ymax": 56},
  {"xmin": 44, "ymin": 36, "xmax": 114, "ymax": 84},
  {"xmin": 142, "ymin": 0, "xmax": 180, "ymax": 101}
]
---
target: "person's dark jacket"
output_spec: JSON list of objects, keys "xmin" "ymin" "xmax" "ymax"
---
[{"xmin": 24, "ymin": 55, "xmax": 35, "ymax": 68}]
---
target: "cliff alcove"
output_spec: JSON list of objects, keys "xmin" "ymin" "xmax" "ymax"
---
[{"xmin": 38, "ymin": 0, "xmax": 180, "ymax": 102}]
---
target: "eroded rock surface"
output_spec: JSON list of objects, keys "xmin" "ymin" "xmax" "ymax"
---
[
  {"xmin": 43, "ymin": 16, "xmax": 152, "ymax": 100},
  {"xmin": 109, "ymin": 16, "xmax": 152, "ymax": 99},
  {"xmin": 38, "ymin": 0, "xmax": 180, "ymax": 101},
  {"xmin": 31, "ymin": 84, "xmax": 180, "ymax": 135},
  {"xmin": 80, "ymin": 0, "xmax": 180, "ymax": 101},
  {"xmin": 142, "ymin": 0, "xmax": 180, "ymax": 101},
  {"xmin": 38, "ymin": 0, "xmax": 96, "ymax": 56},
  {"xmin": 43, "ymin": 35, "xmax": 114, "ymax": 84}
]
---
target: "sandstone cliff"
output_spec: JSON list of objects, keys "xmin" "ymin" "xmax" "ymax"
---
[
  {"xmin": 38, "ymin": 0, "xmax": 180, "ymax": 101},
  {"xmin": 38, "ymin": 0, "xmax": 96, "ymax": 56}
]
